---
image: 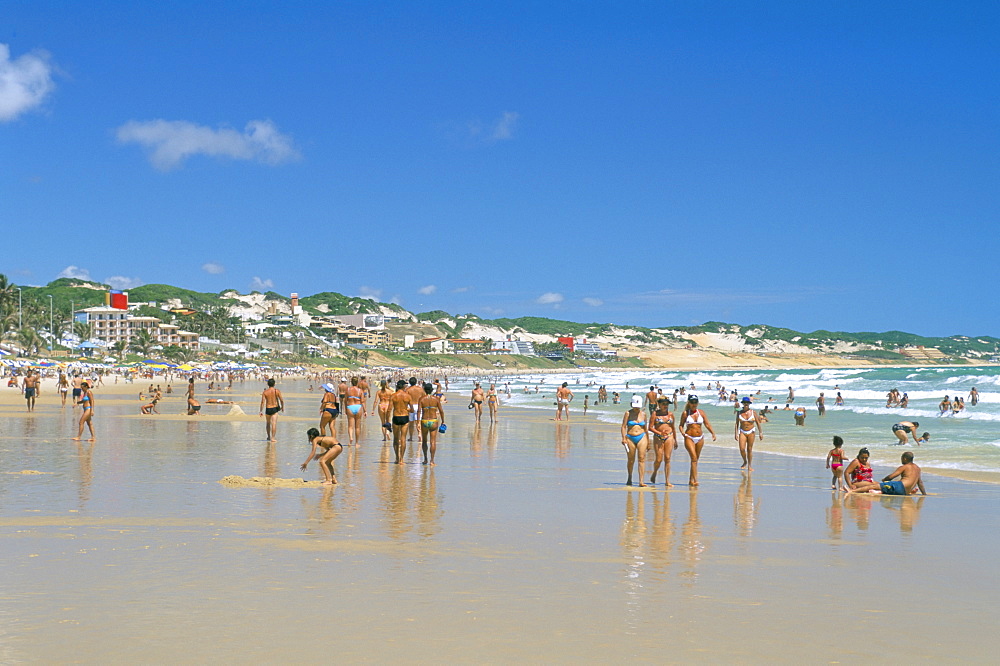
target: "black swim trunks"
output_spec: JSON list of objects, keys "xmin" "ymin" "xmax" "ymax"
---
[
  {"xmin": 392, "ymin": 415, "xmax": 409, "ymax": 427},
  {"xmin": 265, "ymin": 407, "xmax": 281, "ymax": 416}
]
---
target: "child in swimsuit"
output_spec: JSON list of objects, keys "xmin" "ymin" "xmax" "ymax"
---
[{"xmin": 826, "ymin": 435, "xmax": 847, "ymax": 491}]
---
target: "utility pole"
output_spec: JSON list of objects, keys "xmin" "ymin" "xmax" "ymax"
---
[
  {"xmin": 48, "ymin": 294, "xmax": 54, "ymax": 352},
  {"xmin": 17, "ymin": 287, "xmax": 21, "ymax": 330}
]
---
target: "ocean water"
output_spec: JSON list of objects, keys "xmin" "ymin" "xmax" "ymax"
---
[{"xmin": 454, "ymin": 365, "xmax": 1000, "ymax": 479}]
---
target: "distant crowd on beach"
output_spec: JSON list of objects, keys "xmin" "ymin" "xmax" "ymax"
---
[{"xmin": 6, "ymin": 364, "xmax": 984, "ymax": 496}]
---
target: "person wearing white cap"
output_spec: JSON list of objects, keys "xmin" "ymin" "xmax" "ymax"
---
[
  {"xmin": 620, "ymin": 395, "xmax": 649, "ymax": 487},
  {"xmin": 318, "ymin": 383, "xmax": 339, "ymax": 437}
]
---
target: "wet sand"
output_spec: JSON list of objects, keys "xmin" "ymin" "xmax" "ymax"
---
[{"xmin": 1, "ymin": 379, "xmax": 998, "ymax": 662}]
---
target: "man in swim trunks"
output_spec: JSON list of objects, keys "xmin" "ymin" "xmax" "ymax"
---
[
  {"xmin": 555, "ymin": 382, "xmax": 573, "ymax": 421},
  {"xmin": 850, "ymin": 451, "xmax": 926, "ymax": 495},
  {"xmin": 406, "ymin": 376, "xmax": 423, "ymax": 441},
  {"xmin": 891, "ymin": 421, "xmax": 921, "ymax": 446},
  {"xmin": 391, "ymin": 380, "xmax": 412, "ymax": 463},
  {"xmin": 645, "ymin": 386, "xmax": 658, "ymax": 416},
  {"xmin": 23, "ymin": 370, "xmax": 39, "ymax": 412},
  {"xmin": 259, "ymin": 378, "xmax": 284, "ymax": 442},
  {"xmin": 470, "ymin": 382, "xmax": 485, "ymax": 423}
]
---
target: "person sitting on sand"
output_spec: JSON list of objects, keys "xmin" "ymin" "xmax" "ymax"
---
[
  {"xmin": 891, "ymin": 421, "xmax": 921, "ymax": 446},
  {"xmin": 849, "ymin": 451, "xmax": 926, "ymax": 495},
  {"xmin": 300, "ymin": 427, "xmax": 343, "ymax": 486},
  {"xmin": 843, "ymin": 448, "xmax": 874, "ymax": 491}
]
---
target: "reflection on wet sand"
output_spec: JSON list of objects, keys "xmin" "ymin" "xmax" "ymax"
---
[
  {"xmin": 733, "ymin": 474, "xmax": 759, "ymax": 539},
  {"xmin": 74, "ymin": 442, "xmax": 93, "ymax": 508},
  {"xmin": 843, "ymin": 493, "xmax": 873, "ymax": 531},
  {"xmin": 680, "ymin": 491, "xmax": 703, "ymax": 585},
  {"xmin": 376, "ymin": 458, "xmax": 443, "ymax": 544},
  {"xmin": 555, "ymin": 422, "xmax": 570, "ymax": 459},
  {"xmin": 826, "ymin": 491, "xmax": 844, "ymax": 538},
  {"xmin": 880, "ymin": 495, "xmax": 925, "ymax": 533}
]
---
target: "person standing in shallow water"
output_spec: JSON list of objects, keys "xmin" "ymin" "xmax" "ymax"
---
[
  {"xmin": 391, "ymin": 380, "xmax": 411, "ymax": 463},
  {"xmin": 259, "ymin": 378, "xmax": 284, "ymax": 442},
  {"xmin": 73, "ymin": 381, "xmax": 95, "ymax": 441},
  {"xmin": 735, "ymin": 397, "xmax": 762, "ymax": 471},
  {"xmin": 555, "ymin": 382, "xmax": 573, "ymax": 421}
]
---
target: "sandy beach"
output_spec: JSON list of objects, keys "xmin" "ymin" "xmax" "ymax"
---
[{"xmin": 1, "ymin": 376, "xmax": 998, "ymax": 662}]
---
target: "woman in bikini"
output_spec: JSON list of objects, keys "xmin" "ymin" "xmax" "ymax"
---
[
  {"xmin": 418, "ymin": 383, "xmax": 445, "ymax": 465},
  {"xmin": 734, "ymin": 397, "xmax": 762, "ymax": 472},
  {"xmin": 376, "ymin": 380, "xmax": 393, "ymax": 442},
  {"xmin": 344, "ymin": 377, "xmax": 366, "ymax": 446},
  {"xmin": 680, "ymin": 395, "xmax": 716, "ymax": 486},
  {"xmin": 487, "ymin": 384, "xmax": 500, "ymax": 422},
  {"xmin": 318, "ymin": 383, "xmax": 339, "ymax": 437},
  {"xmin": 300, "ymin": 427, "xmax": 343, "ymax": 486},
  {"xmin": 843, "ymin": 447, "xmax": 874, "ymax": 491},
  {"xmin": 620, "ymin": 395, "xmax": 649, "ymax": 487},
  {"xmin": 648, "ymin": 396, "xmax": 677, "ymax": 487},
  {"xmin": 73, "ymin": 381, "xmax": 96, "ymax": 441},
  {"xmin": 826, "ymin": 435, "xmax": 847, "ymax": 491}
]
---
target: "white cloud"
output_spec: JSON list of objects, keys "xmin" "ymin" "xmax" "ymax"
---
[
  {"xmin": 582, "ymin": 297, "xmax": 604, "ymax": 307},
  {"xmin": 357, "ymin": 286, "xmax": 382, "ymax": 301},
  {"xmin": 105, "ymin": 276, "xmax": 144, "ymax": 290},
  {"xmin": 0, "ymin": 44, "xmax": 55, "ymax": 122},
  {"xmin": 389, "ymin": 294, "xmax": 402, "ymax": 305},
  {"xmin": 202, "ymin": 262, "xmax": 225, "ymax": 275},
  {"xmin": 537, "ymin": 292, "xmax": 564, "ymax": 305},
  {"xmin": 418, "ymin": 285, "xmax": 437, "ymax": 295},
  {"xmin": 452, "ymin": 286, "xmax": 470, "ymax": 293},
  {"xmin": 250, "ymin": 276, "xmax": 274, "ymax": 291},
  {"xmin": 490, "ymin": 111, "xmax": 519, "ymax": 141},
  {"xmin": 57, "ymin": 265, "xmax": 91, "ymax": 281},
  {"xmin": 116, "ymin": 118, "xmax": 300, "ymax": 170}
]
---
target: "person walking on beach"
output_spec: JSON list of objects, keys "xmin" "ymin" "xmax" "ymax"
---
[
  {"xmin": 318, "ymin": 382, "xmax": 339, "ymax": 437},
  {"xmin": 556, "ymin": 382, "xmax": 573, "ymax": 421},
  {"xmin": 376, "ymin": 380, "xmax": 393, "ymax": 441},
  {"xmin": 259, "ymin": 378, "xmax": 284, "ymax": 442},
  {"xmin": 58, "ymin": 372, "xmax": 69, "ymax": 407},
  {"xmin": 849, "ymin": 451, "xmax": 926, "ymax": 495},
  {"xmin": 680, "ymin": 395, "xmax": 715, "ymax": 486},
  {"xmin": 72, "ymin": 381, "xmax": 95, "ymax": 441},
  {"xmin": 391, "ymin": 380, "xmax": 411, "ymax": 463},
  {"xmin": 487, "ymin": 384, "xmax": 500, "ymax": 422},
  {"xmin": 470, "ymin": 382, "xmax": 485, "ymax": 422},
  {"xmin": 300, "ymin": 427, "xmax": 343, "ymax": 486},
  {"xmin": 826, "ymin": 436, "xmax": 847, "ymax": 491},
  {"xmin": 649, "ymin": 396, "xmax": 676, "ymax": 487},
  {"xmin": 735, "ymin": 397, "xmax": 762, "ymax": 471},
  {"xmin": 71, "ymin": 373, "xmax": 83, "ymax": 408},
  {"xmin": 419, "ymin": 383, "xmax": 445, "ymax": 465},
  {"xmin": 344, "ymin": 377, "xmax": 366, "ymax": 446},
  {"xmin": 891, "ymin": 421, "xmax": 921, "ymax": 446},
  {"xmin": 621, "ymin": 395, "xmax": 649, "ymax": 487},
  {"xmin": 23, "ymin": 370, "xmax": 39, "ymax": 412}
]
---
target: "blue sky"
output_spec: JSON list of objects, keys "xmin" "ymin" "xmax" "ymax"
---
[{"xmin": 2, "ymin": 2, "xmax": 998, "ymax": 337}]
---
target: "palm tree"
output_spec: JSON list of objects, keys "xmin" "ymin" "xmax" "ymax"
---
[
  {"xmin": 73, "ymin": 320, "xmax": 92, "ymax": 342},
  {"xmin": 0, "ymin": 274, "xmax": 16, "ymax": 322},
  {"xmin": 16, "ymin": 327, "xmax": 42, "ymax": 356},
  {"xmin": 110, "ymin": 340, "xmax": 128, "ymax": 357},
  {"xmin": 130, "ymin": 330, "xmax": 156, "ymax": 356},
  {"xmin": 162, "ymin": 344, "xmax": 196, "ymax": 363}
]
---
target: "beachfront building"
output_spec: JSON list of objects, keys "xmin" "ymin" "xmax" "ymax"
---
[
  {"xmin": 75, "ymin": 307, "xmax": 200, "ymax": 350},
  {"xmin": 491, "ymin": 340, "xmax": 537, "ymax": 356}
]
